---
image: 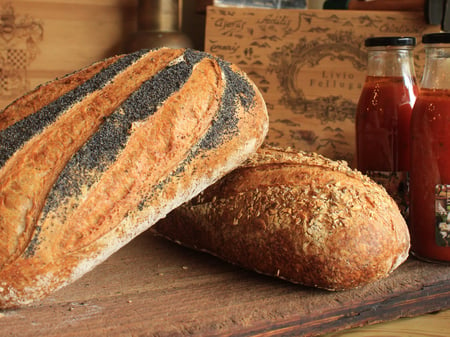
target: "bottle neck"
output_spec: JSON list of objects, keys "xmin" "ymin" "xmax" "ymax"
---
[
  {"xmin": 367, "ymin": 47, "xmax": 416, "ymax": 79},
  {"xmin": 421, "ymin": 45, "xmax": 450, "ymax": 90},
  {"xmin": 137, "ymin": 0, "xmax": 180, "ymax": 32}
]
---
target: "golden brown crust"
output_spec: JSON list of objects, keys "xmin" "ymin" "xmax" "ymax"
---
[
  {"xmin": 0, "ymin": 48, "xmax": 185, "ymax": 268},
  {"xmin": 153, "ymin": 147, "xmax": 410, "ymax": 291},
  {"xmin": 0, "ymin": 56, "xmax": 122, "ymax": 131},
  {"xmin": 0, "ymin": 48, "xmax": 268, "ymax": 308}
]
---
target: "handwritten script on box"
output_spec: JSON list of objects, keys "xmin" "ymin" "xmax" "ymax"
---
[{"xmin": 205, "ymin": 7, "xmax": 438, "ymax": 163}]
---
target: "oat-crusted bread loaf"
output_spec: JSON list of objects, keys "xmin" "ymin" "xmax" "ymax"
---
[
  {"xmin": 153, "ymin": 147, "xmax": 410, "ymax": 291},
  {"xmin": 0, "ymin": 48, "xmax": 268, "ymax": 308}
]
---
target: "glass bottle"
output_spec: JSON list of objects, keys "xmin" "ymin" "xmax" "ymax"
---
[
  {"xmin": 410, "ymin": 33, "xmax": 450, "ymax": 263},
  {"xmin": 356, "ymin": 36, "xmax": 418, "ymax": 218}
]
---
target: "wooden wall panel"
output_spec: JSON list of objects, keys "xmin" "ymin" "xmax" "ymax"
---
[{"xmin": 0, "ymin": 0, "xmax": 137, "ymax": 109}]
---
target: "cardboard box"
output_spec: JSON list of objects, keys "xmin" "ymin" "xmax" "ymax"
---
[{"xmin": 205, "ymin": 6, "xmax": 439, "ymax": 163}]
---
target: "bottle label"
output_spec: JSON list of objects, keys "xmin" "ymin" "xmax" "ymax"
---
[
  {"xmin": 366, "ymin": 171, "xmax": 409, "ymax": 219},
  {"xmin": 435, "ymin": 184, "xmax": 450, "ymax": 247}
]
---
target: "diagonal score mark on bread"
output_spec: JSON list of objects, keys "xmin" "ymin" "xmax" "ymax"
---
[
  {"xmin": 0, "ymin": 48, "xmax": 268, "ymax": 308},
  {"xmin": 0, "ymin": 51, "xmax": 149, "ymax": 165},
  {"xmin": 0, "ymin": 55, "xmax": 122, "ymax": 132},
  {"xmin": 0, "ymin": 48, "xmax": 185, "ymax": 268},
  {"xmin": 45, "ymin": 57, "xmax": 223, "ymax": 253}
]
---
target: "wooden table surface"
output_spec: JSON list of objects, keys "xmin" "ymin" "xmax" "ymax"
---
[{"xmin": 0, "ymin": 230, "xmax": 449, "ymax": 337}]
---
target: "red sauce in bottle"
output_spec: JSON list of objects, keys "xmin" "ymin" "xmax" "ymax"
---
[
  {"xmin": 410, "ymin": 88, "xmax": 450, "ymax": 261},
  {"xmin": 356, "ymin": 76, "xmax": 418, "ymax": 172},
  {"xmin": 409, "ymin": 33, "xmax": 450, "ymax": 263},
  {"xmin": 355, "ymin": 37, "xmax": 417, "ymax": 217}
]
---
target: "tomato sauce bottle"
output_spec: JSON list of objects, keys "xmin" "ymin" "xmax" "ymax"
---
[
  {"xmin": 410, "ymin": 33, "xmax": 450, "ymax": 263},
  {"xmin": 356, "ymin": 36, "xmax": 418, "ymax": 218}
]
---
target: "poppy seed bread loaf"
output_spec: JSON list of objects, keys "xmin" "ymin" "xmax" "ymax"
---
[{"xmin": 0, "ymin": 48, "xmax": 268, "ymax": 308}]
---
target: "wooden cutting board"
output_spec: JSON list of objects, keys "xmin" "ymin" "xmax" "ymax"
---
[{"xmin": 1, "ymin": 230, "xmax": 449, "ymax": 337}]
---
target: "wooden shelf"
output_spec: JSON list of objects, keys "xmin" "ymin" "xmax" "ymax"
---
[{"xmin": 1, "ymin": 230, "xmax": 449, "ymax": 336}]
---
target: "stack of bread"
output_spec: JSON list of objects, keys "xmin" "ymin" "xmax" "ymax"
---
[{"xmin": 0, "ymin": 48, "xmax": 409, "ymax": 309}]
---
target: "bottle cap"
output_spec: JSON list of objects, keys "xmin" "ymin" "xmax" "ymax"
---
[
  {"xmin": 365, "ymin": 36, "xmax": 416, "ymax": 47},
  {"xmin": 422, "ymin": 33, "xmax": 450, "ymax": 44}
]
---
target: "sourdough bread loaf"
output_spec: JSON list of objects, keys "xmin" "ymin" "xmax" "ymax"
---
[
  {"xmin": 0, "ymin": 48, "xmax": 268, "ymax": 308},
  {"xmin": 153, "ymin": 147, "xmax": 410, "ymax": 291}
]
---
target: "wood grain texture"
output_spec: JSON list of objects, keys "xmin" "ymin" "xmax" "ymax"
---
[{"xmin": 0, "ymin": 231, "xmax": 448, "ymax": 336}]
